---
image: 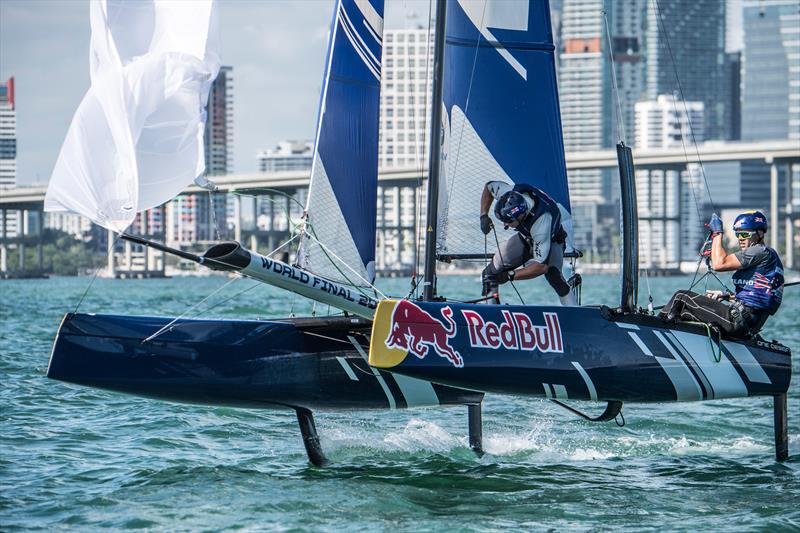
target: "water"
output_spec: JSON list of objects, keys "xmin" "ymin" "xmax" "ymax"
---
[{"xmin": 2, "ymin": 273, "xmax": 799, "ymax": 531}]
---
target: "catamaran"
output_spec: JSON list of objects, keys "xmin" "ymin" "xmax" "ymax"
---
[{"xmin": 46, "ymin": 0, "xmax": 792, "ymax": 466}]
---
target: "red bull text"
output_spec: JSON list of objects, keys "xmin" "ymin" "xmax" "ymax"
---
[
  {"xmin": 384, "ymin": 301, "xmax": 564, "ymax": 368},
  {"xmin": 461, "ymin": 310, "xmax": 563, "ymax": 353}
]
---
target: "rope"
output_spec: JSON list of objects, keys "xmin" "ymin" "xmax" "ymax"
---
[
  {"xmin": 73, "ymin": 230, "xmax": 125, "ymax": 313},
  {"xmin": 411, "ymin": 0, "xmax": 434, "ymax": 299},
  {"xmin": 443, "ymin": 0, "xmax": 488, "ymax": 237},
  {"xmin": 683, "ymin": 320, "xmax": 723, "ymax": 363},
  {"xmin": 141, "ymin": 274, "xmax": 242, "ymax": 343},
  {"xmin": 651, "ymin": 0, "xmax": 717, "ymax": 215},
  {"xmin": 601, "ymin": 10, "xmax": 627, "ymax": 144}
]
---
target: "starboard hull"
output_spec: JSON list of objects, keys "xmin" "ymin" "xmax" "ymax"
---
[
  {"xmin": 47, "ymin": 313, "xmax": 483, "ymax": 411},
  {"xmin": 369, "ymin": 300, "xmax": 792, "ymax": 403}
]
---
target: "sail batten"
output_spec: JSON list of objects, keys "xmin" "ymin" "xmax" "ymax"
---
[{"xmin": 299, "ymin": 0, "xmax": 384, "ymax": 286}]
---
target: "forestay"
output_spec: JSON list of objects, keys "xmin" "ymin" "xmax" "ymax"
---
[
  {"xmin": 45, "ymin": 0, "xmax": 220, "ymax": 232},
  {"xmin": 437, "ymin": 0, "xmax": 572, "ymax": 257},
  {"xmin": 298, "ymin": 0, "xmax": 384, "ymax": 287}
]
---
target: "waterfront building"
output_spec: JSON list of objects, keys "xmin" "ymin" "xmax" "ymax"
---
[
  {"xmin": 645, "ymin": 0, "xmax": 729, "ymax": 141},
  {"xmin": 0, "ymin": 77, "xmax": 15, "ymax": 189},
  {"xmin": 635, "ymin": 94, "xmax": 704, "ymax": 150},
  {"xmin": 257, "ymin": 141, "xmax": 313, "ymax": 173},
  {"xmin": 0, "ymin": 77, "xmax": 18, "ymax": 238},
  {"xmin": 741, "ymin": 0, "xmax": 800, "ymax": 142},
  {"xmin": 165, "ymin": 193, "xmax": 227, "ymax": 247},
  {"xmin": 379, "ymin": 29, "xmax": 434, "ymax": 170},
  {"xmin": 204, "ymin": 66, "xmax": 233, "ymax": 176},
  {"xmin": 44, "ymin": 212, "xmax": 93, "ymax": 240}
]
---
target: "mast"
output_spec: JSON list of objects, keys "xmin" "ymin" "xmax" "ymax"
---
[
  {"xmin": 422, "ymin": 0, "xmax": 447, "ymax": 301},
  {"xmin": 617, "ymin": 141, "xmax": 638, "ymax": 312}
]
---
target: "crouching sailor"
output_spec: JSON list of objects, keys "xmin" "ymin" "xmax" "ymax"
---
[
  {"xmin": 660, "ymin": 211, "xmax": 784, "ymax": 338},
  {"xmin": 478, "ymin": 180, "xmax": 577, "ymax": 306}
]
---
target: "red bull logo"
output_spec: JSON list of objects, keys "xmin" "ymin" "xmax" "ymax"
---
[
  {"xmin": 384, "ymin": 300, "xmax": 463, "ymax": 368},
  {"xmin": 461, "ymin": 310, "xmax": 563, "ymax": 353}
]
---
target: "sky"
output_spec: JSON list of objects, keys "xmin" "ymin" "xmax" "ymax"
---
[{"xmin": 0, "ymin": 0, "xmax": 430, "ymax": 186}]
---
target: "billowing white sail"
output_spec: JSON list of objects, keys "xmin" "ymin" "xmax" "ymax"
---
[
  {"xmin": 45, "ymin": 0, "xmax": 220, "ymax": 232},
  {"xmin": 297, "ymin": 0, "xmax": 384, "ymax": 287}
]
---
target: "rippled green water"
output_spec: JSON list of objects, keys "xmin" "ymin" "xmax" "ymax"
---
[{"xmin": 2, "ymin": 273, "xmax": 799, "ymax": 531}]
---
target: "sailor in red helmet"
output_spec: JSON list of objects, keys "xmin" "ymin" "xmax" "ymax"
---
[
  {"xmin": 479, "ymin": 181, "xmax": 577, "ymax": 305},
  {"xmin": 660, "ymin": 211, "xmax": 784, "ymax": 337}
]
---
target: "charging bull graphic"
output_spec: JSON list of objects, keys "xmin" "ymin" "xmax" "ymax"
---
[{"xmin": 384, "ymin": 300, "xmax": 464, "ymax": 368}]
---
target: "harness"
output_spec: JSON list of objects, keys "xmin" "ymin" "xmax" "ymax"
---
[{"xmin": 512, "ymin": 184, "xmax": 562, "ymax": 243}]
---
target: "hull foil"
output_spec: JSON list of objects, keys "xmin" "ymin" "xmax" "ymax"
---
[
  {"xmin": 47, "ymin": 313, "xmax": 483, "ymax": 411},
  {"xmin": 369, "ymin": 300, "xmax": 792, "ymax": 403}
]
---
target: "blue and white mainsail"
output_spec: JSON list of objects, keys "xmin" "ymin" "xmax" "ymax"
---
[
  {"xmin": 298, "ymin": 0, "xmax": 384, "ymax": 286},
  {"xmin": 437, "ymin": 0, "xmax": 572, "ymax": 256}
]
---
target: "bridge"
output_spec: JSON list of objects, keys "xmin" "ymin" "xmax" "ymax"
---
[{"xmin": 1, "ymin": 140, "xmax": 798, "ymax": 277}]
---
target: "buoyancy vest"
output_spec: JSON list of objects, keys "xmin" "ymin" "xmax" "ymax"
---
[
  {"xmin": 732, "ymin": 246, "xmax": 784, "ymax": 315},
  {"xmin": 512, "ymin": 184, "xmax": 561, "ymax": 241}
]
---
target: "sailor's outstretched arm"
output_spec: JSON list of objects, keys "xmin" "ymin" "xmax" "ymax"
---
[{"xmin": 710, "ymin": 233, "xmax": 742, "ymax": 272}]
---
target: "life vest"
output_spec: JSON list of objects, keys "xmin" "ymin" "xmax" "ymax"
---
[
  {"xmin": 732, "ymin": 246, "xmax": 784, "ymax": 315},
  {"xmin": 512, "ymin": 184, "xmax": 561, "ymax": 241}
]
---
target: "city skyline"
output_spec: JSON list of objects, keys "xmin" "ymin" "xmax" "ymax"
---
[
  {"xmin": 0, "ymin": 0, "xmax": 432, "ymax": 186},
  {"xmin": 2, "ymin": 0, "xmax": 757, "ymax": 187}
]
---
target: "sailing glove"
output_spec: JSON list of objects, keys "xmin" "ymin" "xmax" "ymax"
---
[
  {"xmin": 480, "ymin": 214, "xmax": 494, "ymax": 235},
  {"xmin": 495, "ymin": 270, "xmax": 514, "ymax": 284},
  {"xmin": 707, "ymin": 213, "xmax": 723, "ymax": 234}
]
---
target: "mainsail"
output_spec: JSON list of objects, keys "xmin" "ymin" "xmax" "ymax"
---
[
  {"xmin": 298, "ymin": 0, "xmax": 384, "ymax": 287},
  {"xmin": 45, "ymin": 0, "xmax": 220, "ymax": 232},
  {"xmin": 437, "ymin": 0, "xmax": 572, "ymax": 257}
]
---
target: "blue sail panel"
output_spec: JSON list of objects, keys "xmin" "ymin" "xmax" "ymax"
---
[
  {"xmin": 438, "ymin": 0, "xmax": 571, "ymax": 256},
  {"xmin": 300, "ymin": 0, "xmax": 383, "ymax": 285}
]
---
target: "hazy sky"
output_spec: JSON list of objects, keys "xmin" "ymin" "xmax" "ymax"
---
[{"xmin": 0, "ymin": 0, "xmax": 430, "ymax": 185}]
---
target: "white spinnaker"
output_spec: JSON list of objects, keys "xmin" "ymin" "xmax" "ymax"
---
[{"xmin": 45, "ymin": 0, "xmax": 220, "ymax": 232}]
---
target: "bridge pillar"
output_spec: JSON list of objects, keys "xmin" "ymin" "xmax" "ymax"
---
[
  {"xmin": 770, "ymin": 162, "xmax": 778, "ymax": 250},
  {"xmin": 787, "ymin": 163, "xmax": 796, "ymax": 269},
  {"xmin": 233, "ymin": 194, "xmax": 242, "ymax": 243},
  {"xmin": 249, "ymin": 233, "xmax": 258, "ymax": 254},
  {"xmin": 1, "ymin": 208, "xmax": 6, "ymax": 274},
  {"xmin": 18, "ymin": 242, "xmax": 25, "ymax": 270},
  {"xmin": 107, "ymin": 228, "xmax": 116, "ymax": 278},
  {"xmin": 37, "ymin": 209, "xmax": 44, "ymax": 271}
]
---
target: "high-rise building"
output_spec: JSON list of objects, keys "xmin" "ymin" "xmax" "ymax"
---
[
  {"xmin": 379, "ymin": 29, "xmax": 434, "ymax": 169},
  {"xmin": 204, "ymin": 66, "xmax": 233, "ymax": 175},
  {"xmin": 558, "ymin": 0, "xmax": 645, "ymax": 260},
  {"xmin": 741, "ymin": 0, "xmax": 800, "ymax": 142},
  {"xmin": 0, "ymin": 77, "xmax": 16, "ymax": 189},
  {"xmin": 635, "ymin": 94, "xmax": 704, "ymax": 149},
  {"xmin": 634, "ymin": 94, "xmax": 705, "ymax": 268},
  {"xmin": 559, "ymin": 0, "xmax": 645, "ymax": 195},
  {"xmin": 645, "ymin": 0, "xmax": 729, "ymax": 141},
  {"xmin": 257, "ymin": 140, "xmax": 313, "ymax": 173}
]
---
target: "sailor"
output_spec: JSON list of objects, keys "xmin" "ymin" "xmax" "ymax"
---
[
  {"xmin": 659, "ymin": 211, "xmax": 784, "ymax": 338},
  {"xmin": 479, "ymin": 181, "xmax": 577, "ymax": 305}
]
